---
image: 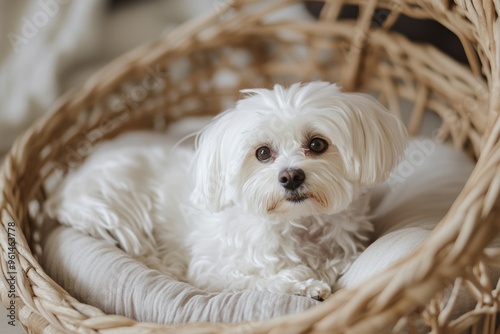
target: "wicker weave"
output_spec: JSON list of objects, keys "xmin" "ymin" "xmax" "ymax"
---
[{"xmin": 1, "ymin": 0, "xmax": 499, "ymax": 333}]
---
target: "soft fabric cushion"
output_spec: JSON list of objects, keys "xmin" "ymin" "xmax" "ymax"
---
[
  {"xmin": 339, "ymin": 138, "xmax": 475, "ymax": 288},
  {"xmin": 41, "ymin": 138, "xmax": 481, "ymax": 324},
  {"xmin": 42, "ymin": 226, "xmax": 318, "ymax": 323}
]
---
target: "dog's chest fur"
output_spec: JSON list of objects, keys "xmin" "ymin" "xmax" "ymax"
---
[
  {"xmin": 286, "ymin": 217, "xmax": 342, "ymax": 260},
  {"xmin": 272, "ymin": 211, "xmax": 371, "ymax": 271},
  {"xmin": 187, "ymin": 192, "xmax": 373, "ymax": 280}
]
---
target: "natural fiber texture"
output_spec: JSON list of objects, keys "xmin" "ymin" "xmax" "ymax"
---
[{"xmin": 1, "ymin": 0, "xmax": 499, "ymax": 333}]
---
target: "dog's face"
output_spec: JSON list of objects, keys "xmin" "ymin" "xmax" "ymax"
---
[{"xmin": 191, "ymin": 82, "xmax": 407, "ymax": 219}]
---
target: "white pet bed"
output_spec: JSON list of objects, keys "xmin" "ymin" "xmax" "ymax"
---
[{"xmin": 40, "ymin": 138, "xmax": 481, "ymax": 325}]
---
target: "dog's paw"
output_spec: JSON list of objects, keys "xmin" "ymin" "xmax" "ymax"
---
[{"xmin": 292, "ymin": 279, "xmax": 331, "ymax": 301}]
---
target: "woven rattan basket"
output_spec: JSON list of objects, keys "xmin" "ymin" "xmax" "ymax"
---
[{"xmin": 1, "ymin": 0, "xmax": 500, "ymax": 333}]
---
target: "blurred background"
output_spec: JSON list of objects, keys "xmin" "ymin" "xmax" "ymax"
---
[
  {"xmin": 0, "ymin": 0, "xmax": 465, "ymax": 162},
  {"xmin": 0, "ymin": 0, "xmax": 219, "ymax": 163}
]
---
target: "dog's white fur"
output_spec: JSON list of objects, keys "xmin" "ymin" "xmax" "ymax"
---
[{"xmin": 45, "ymin": 82, "xmax": 407, "ymax": 300}]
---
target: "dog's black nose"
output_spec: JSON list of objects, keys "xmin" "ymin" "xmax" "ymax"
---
[{"xmin": 279, "ymin": 168, "xmax": 305, "ymax": 191}]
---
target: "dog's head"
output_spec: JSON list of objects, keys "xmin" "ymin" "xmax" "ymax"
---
[{"xmin": 190, "ymin": 82, "xmax": 407, "ymax": 218}]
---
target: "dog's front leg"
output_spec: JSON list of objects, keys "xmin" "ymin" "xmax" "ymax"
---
[{"xmin": 224, "ymin": 265, "xmax": 332, "ymax": 301}]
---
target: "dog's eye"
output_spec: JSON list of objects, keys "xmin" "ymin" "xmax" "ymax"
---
[
  {"xmin": 309, "ymin": 138, "xmax": 328, "ymax": 154},
  {"xmin": 256, "ymin": 146, "xmax": 272, "ymax": 162}
]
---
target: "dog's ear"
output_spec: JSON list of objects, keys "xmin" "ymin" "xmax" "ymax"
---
[
  {"xmin": 324, "ymin": 92, "xmax": 408, "ymax": 185},
  {"xmin": 190, "ymin": 111, "xmax": 237, "ymax": 212}
]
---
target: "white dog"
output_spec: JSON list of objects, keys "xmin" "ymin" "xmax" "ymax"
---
[{"xmin": 45, "ymin": 82, "xmax": 407, "ymax": 301}]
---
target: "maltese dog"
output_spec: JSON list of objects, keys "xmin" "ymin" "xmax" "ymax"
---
[{"xmin": 45, "ymin": 82, "xmax": 407, "ymax": 301}]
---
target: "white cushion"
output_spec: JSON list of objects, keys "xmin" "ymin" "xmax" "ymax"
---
[{"xmin": 41, "ymin": 138, "xmax": 478, "ymax": 324}]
